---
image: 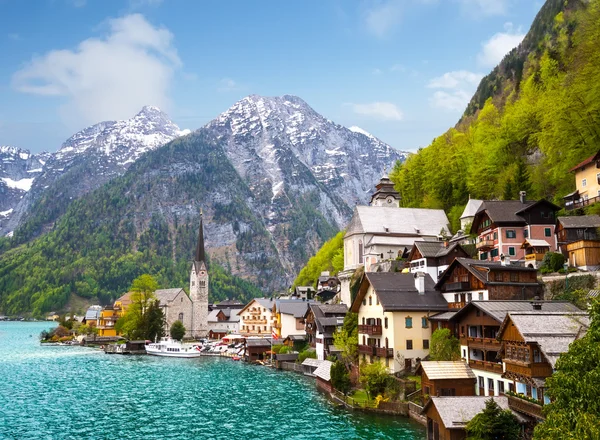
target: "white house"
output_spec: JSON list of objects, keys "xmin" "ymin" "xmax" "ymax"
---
[
  {"xmin": 407, "ymin": 241, "xmax": 469, "ymax": 282},
  {"xmin": 273, "ymin": 299, "xmax": 312, "ymax": 339},
  {"xmin": 238, "ymin": 298, "xmax": 276, "ymax": 337}
]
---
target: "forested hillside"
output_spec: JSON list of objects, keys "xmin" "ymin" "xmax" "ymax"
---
[
  {"xmin": 293, "ymin": 231, "xmax": 344, "ymax": 288},
  {"xmin": 391, "ymin": 0, "xmax": 600, "ymax": 231}
]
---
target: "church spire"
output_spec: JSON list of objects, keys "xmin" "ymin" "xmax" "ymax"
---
[{"xmin": 195, "ymin": 209, "xmax": 206, "ymax": 263}]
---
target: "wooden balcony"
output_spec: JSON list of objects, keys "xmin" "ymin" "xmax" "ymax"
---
[
  {"xmin": 469, "ymin": 359, "xmax": 503, "ymax": 374},
  {"xmin": 358, "ymin": 344, "xmax": 376, "ymax": 356},
  {"xmin": 525, "ymin": 253, "xmax": 545, "ymax": 261},
  {"xmin": 358, "ymin": 324, "xmax": 382, "ymax": 335},
  {"xmin": 505, "ymin": 361, "xmax": 553, "ymax": 378},
  {"xmin": 476, "ymin": 239, "xmax": 495, "ymax": 250},
  {"xmin": 448, "ymin": 301, "xmax": 466, "ymax": 309},
  {"xmin": 507, "ymin": 394, "xmax": 545, "ymax": 420},
  {"xmin": 467, "ymin": 337, "xmax": 500, "ymax": 349},
  {"xmin": 445, "ymin": 282, "xmax": 470, "ymax": 292},
  {"xmin": 245, "ymin": 318, "xmax": 267, "ymax": 324},
  {"xmin": 375, "ymin": 347, "xmax": 394, "ymax": 358},
  {"xmin": 565, "ymin": 195, "xmax": 600, "ymax": 211}
]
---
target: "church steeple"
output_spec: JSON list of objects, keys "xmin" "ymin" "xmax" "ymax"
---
[
  {"xmin": 195, "ymin": 210, "xmax": 206, "ymax": 264},
  {"xmin": 370, "ymin": 171, "xmax": 401, "ymax": 207}
]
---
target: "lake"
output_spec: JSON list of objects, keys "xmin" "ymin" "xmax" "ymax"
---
[{"xmin": 0, "ymin": 322, "xmax": 425, "ymax": 439}]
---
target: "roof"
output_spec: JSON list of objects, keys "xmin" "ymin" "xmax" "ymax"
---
[
  {"xmin": 319, "ymin": 304, "xmax": 348, "ymax": 315},
  {"xmin": 301, "ymin": 358, "xmax": 323, "ymax": 368},
  {"xmin": 307, "ymin": 303, "xmax": 347, "ymax": 333},
  {"xmin": 85, "ymin": 305, "xmax": 102, "ymax": 320},
  {"xmin": 500, "ymin": 311, "xmax": 590, "ymax": 368},
  {"xmin": 460, "ymin": 199, "xmax": 483, "ymax": 219},
  {"xmin": 588, "ymin": 290, "xmax": 600, "ymax": 299},
  {"xmin": 276, "ymin": 299, "xmax": 312, "ymax": 318},
  {"xmin": 521, "ymin": 239, "xmax": 551, "ymax": 249},
  {"xmin": 569, "ymin": 151, "xmax": 600, "ymax": 172},
  {"xmin": 216, "ymin": 299, "xmax": 244, "ymax": 307},
  {"xmin": 424, "ymin": 397, "xmax": 528, "ymax": 429},
  {"xmin": 313, "ymin": 360, "xmax": 333, "ymax": 381},
  {"xmin": 416, "ymin": 361, "xmax": 476, "ymax": 380},
  {"xmin": 154, "ymin": 288, "xmax": 186, "ymax": 305},
  {"xmin": 207, "ymin": 309, "xmax": 222, "ymax": 322},
  {"xmin": 472, "ymin": 199, "xmax": 560, "ymax": 229},
  {"xmin": 284, "ymin": 335, "xmax": 306, "ymax": 341},
  {"xmin": 352, "ymin": 272, "xmax": 448, "ymax": 313},
  {"xmin": 451, "ymin": 300, "xmax": 582, "ymax": 324},
  {"xmin": 411, "ymin": 241, "xmax": 465, "ymax": 259},
  {"xmin": 429, "ymin": 311, "xmax": 458, "ymax": 321},
  {"xmin": 366, "ymin": 236, "xmax": 413, "ymax": 247},
  {"xmin": 436, "ymin": 258, "xmax": 539, "ymax": 289},
  {"xmin": 245, "ymin": 338, "xmax": 272, "ymax": 347},
  {"xmin": 238, "ymin": 298, "xmax": 275, "ymax": 315},
  {"xmin": 558, "ymin": 215, "xmax": 600, "ymax": 229},
  {"xmin": 115, "ymin": 291, "xmax": 135, "ymax": 308},
  {"xmin": 345, "ymin": 205, "xmax": 450, "ymax": 238}
]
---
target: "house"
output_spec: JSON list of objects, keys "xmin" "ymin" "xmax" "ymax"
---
[
  {"xmin": 556, "ymin": 215, "xmax": 600, "ymax": 251},
  {"xmin": 351, "ymin": 272, "xmax": 448, "ymax": 373},
  {"xmin": 301, "ymin": 357, "xmax": 324, "ymax": 376},
  {"xmin": 283, "ymin": 334, "xmax": 307, "ymax": 352},
  {"xmin": 497, "ymin": 310, "xmax": 589, "ymax": 416},
  {"xmin": 408, "ymin": 241, "xmax": 470, "ymax": 281},
  {"xmin": 212, "ymin": 299, "xmax": 244, "ymax": 309},
  {"xmin": 471, "ymin": 194, "xmax": 560, "ymax": 262},
  {"xmin": 459, "ymin": 199, "xmax": 483, "ymax": 231},
  {"xmin": 293, "ymin": 286, "xmax": 315, "ymax": 301},
  {"xmin": 435, "ymin": 258, "xmax": 542, "ymax": 310},
  {"xmin": 244, "ymin": 338, "xmax": 274, "ymax": 362},
  {"xmin": 83, "ymin": 305, "xmax": 102, "ymax": 327},
  {"xmin": 272, "ymin": 299, "xmax": 312, "ymax": 339},
  {"xmin": 207, "ymin": 308, "xmax": 240, "ymax": 339},
  {"xmin": 304, "ymin": 303, "xmax": 348, "ymax": 360},
  {"xmin": 444, "ymin": 300, "xmax": 581, "ymax": 398},
  {"xmin": 563, "ymin": 150, "xmax": 600, "ymax": 210},
  {"xmin": 520, "ymin": 239, "xmax": 551, "ymax": 269},
  {"xmin": 314, "ymin": 360, "xmax": 334, "ymax": 393},
  {"xmin": 238, "ymin": 298, "xmax": 276, "ymax": 337},
  {"xmin": 423, "ymin": 396, "xmax": 527, "ymax": 440},
  {"xmin": 566, "ymin": 240, "xmax": 600, "ymax": 270},
  {"xmin": 416, "ymin": 361, "xmax": 476, "ymax": 398},
  {"xmin": 154, "ymin": 288, "xmax": 193, "ymax": 338},
  {"xmin": 316, "ymin": 272, "xmax": 340, "ymax": 302}
]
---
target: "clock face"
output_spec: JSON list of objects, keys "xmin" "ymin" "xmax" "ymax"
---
[{"xmin": 200, "ymin": 271, "xmax": 205, "ymax": 276}]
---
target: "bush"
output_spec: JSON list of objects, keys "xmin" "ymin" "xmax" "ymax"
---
[
  {"xmin": 541, "ymin": 252, "xmax": 565, "ymax": 272},
  {"xmin": 170, "ymin": 320, "xmax": 186, "ymax": 340},
  {"xmin": 278, "ymin": 345, "xmax": 292, "ymax": 354},
  {"xmin": 297, "ymin": 349, "xmax": 317, "ymax": 364},
  {"xmin": 359, "ymin": 361, "xmax": 389, "ymax": 400},
  {"xmin": 331, "ymin": 361, "xmax": 351, "ymax": 395}
]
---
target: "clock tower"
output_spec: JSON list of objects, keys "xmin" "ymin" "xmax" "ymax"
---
[
  {"xmin": 190, "ymin": 210, "xmax": 209, "ymax": 339},
  {"xmin": 369, "ymin": 172, "xmax": 401, "ymax": 207}
]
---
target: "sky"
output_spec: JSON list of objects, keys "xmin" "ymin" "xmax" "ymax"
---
[{"xmin": 0, "ymin": 0, "xmax": 544, "ymax": 154}]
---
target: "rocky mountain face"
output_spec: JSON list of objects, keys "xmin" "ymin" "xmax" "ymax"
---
[
  {"xmin": 4, "ymin": 106, "xmax": 189, "ymax": 240},
  {"xmin": 0, "ymin": 146, "xmax": 50, "ymax": 233}
]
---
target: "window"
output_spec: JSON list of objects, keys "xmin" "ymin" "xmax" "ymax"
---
[
  {"xmin": 191, "ymin": 281, "xmax": 195, "ymax": 287},
  {"xmin": 498, "ymin": 381, "xmax": 505, "ymax": 395},
  {"xmin": 422, "ymin": 317, "xmax": 428, "ymax": 328},
  {"xmin": 478, "ymin": 376, "xmax": 484, "ymax": 389},
  {"xmin": 493, "ymin": 231, "xmax": 498, "ymax": 240},
  {"xmin": 582, "ymin": 178, "xmax": 587, "ymax": 187},
  {"xmin": 441, "ymin": 388, "xmax": 456, "ymax": 396},
  {"xmin": 362, "ymin": 317, "xmax": 366, "ymax": 325},
  {"xmin": 423, "ymin": 339, "xmax": 429, "ymax": 349},
  {"xmin": 358, "ymin": 240, "xmax": 364, "ymax": 264},
  {"xmin": 462, "ymin": 349, "xmax": 466, "ymax": 358},
  {"xmin": 369, "ymin": 296, "xmax": 372, "ymax": 306},
  {"xmin": 491, "ymin": 249, "xmax": 499, "ymax": 258},
  {"xmin": 509, "ymin": 383, "xmax": 515, "ymax": 393},
  {"xmin": 476, "ymin": 309, "xmax": 480, "ymax": 317},
  {"xmin": 178, "ymin": 312, "xmax": 184, "ymax": 321},
  {"xmin": 405, "ymin": 317, "xmax": 413, "ymax": 328},
  {"xmin": 384, "ymin": 317, "xmax": 388, "ymax": 329},
  {"xmin": 480, "ymin": 251, "xmax": 488, "ymax": 260},
  {"xmin": 488, "ymin": 378, "xmax": 495, "ymax": 395},
  {"xmin": 363, "ymin": 299, "xmax": 366, "ymax": 306},
  {"xmin": 200, "ymin": 280, "xmax": 206, "ymax": 288},
  {"xmin": 494, "ymin": 272, "xmax": 503, "ymax": 282},
  {"xmin": 524, "ymin": 229, "xmax": 528, "ymax": 238},
  {"xmin": 478, "ymin": 292, "xmax": 484, "ymax": 300},
  {"xmin": 506, "ymin": 230, "xmax": 516, "ymax": 239},
  {"xmin": 510, "ymin": 272, "xmax": 519, "ymax": 282},
  {"xmin": 406, "ymin": 340, "xmax": 413, "ymax": 350},
  {"xmin": 545, "ymin": 227, "xmax": 552, "ymax": 237},
  {"xmin": 508, "ymin": 246, "xmax": 516, "ymax": 256},
  {"xmin": 376, "ymin": 297, "xmax": 379, "ymax": 305}
]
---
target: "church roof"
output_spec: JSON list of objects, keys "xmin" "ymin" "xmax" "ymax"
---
[
  {"xmin": 195, "ymin": 211, "xmax": 206, "ymax": 264},
  {"xmin": 154, "ymin": 288, "xmax": 187, "ymax": 305},
  {"xmin": 460, "ymin": 199, "xmax": 483, "ymax": 220}
]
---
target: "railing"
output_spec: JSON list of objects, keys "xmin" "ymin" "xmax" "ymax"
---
[
  {"xmin": 445, "ymin": 282, "xmax": 470, "ymax": 292},
  {"xmin": 244, "ymin": 319, "xmax": 267, "ymax": 324},
  {"xmin": 375, "ymin": 347, "xmax": 394, "ymax": 358},
  {"xmin": 358, "ymin": 344, "xmax": 376, "ymax": 356},
  {"xmin": 358, "ymin": 324, "xmax": 382, "ymax": 335},
  {"xmin": 565, "ymin": 195, "xmax": 600, "ymax": 211},
  {"xmin": 505, "ymin": 361, "xmax": 553, "ymax": 378},
  {"xmin": 507, "ymin": 394, "xmax": 545, "ymax": 419},
  {"xmin": 448, "ymin": 301, "xmax": 466, "ymax": 309},
  {"xmin": 467, "ymin": 337, "xmax": 500, "ymax": 349},
  {"xmin": 476, "ymin": 239, "xmax": 495, "ymax": 250},
  {"xmin": 469, "ymin": 359, "xmax": 503, "ymax": 373}
]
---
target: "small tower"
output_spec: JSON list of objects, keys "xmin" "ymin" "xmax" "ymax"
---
[
  {"xmin": 190, "ymin": 210, "xmax": 209, "ymax": 339},
  {"xmin": 370, "ymin": 171, "xmax": 401, "ymax": 207}
]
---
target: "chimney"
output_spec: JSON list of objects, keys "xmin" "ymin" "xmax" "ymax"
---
[
  {"xmin": 414, "ymin": 272, "xmax": 426, "ymax": 294},
  {"xmin": 531, "ymin": 296, "xmax": 542, "ymax": 311},
  {"xmin": 500, "ymin": 254, "xmax": 510, "ymax": 266},
  {"xmin": 443, "ymin": 241, "xmax": 449, "ymax": 248},
  {"xmin": 519, "ymin": 191, "xmax": 526, "ymax": 204}
]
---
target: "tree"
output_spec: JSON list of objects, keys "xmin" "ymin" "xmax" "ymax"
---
[
  {"xmin": 119, "ymin": 274, "xmax": 164, "ymax": 340},
  {"xmin": 429, "ymin": 328, "xmax": 460, "ymax": 361},
  {"xmin": 170, "ymin": 320, "xmax": 186, "ymax": 340},
  {"xmin": 333, "ymin": 312, "xmax": 358, "ymax": 367},
  {"xmin": 359, "ymin": 361, "xmax": 388, "ymax": 400},
  {"xmin": 466, "ymin": 398, "xmax": 521, "ymax": 440},
  {"xmin": 533, "ymin": 299, "xmax": 600, "ymax": 439},
  {"xmin": 330, "ymin": 360, "xmax": 352, "ymax": 395}
]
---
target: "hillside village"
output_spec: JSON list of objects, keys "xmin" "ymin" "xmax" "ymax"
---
[{"xmin": 55, "ymin": 150, "xmax": 600, "ymax": 439}]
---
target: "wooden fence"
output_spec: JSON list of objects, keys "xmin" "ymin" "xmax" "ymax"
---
[{"xmin": 280, "ymin": 361, "xmax": 304, "ymax": 373}]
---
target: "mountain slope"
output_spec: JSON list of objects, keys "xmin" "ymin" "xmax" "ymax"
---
[
  {"xmin": 392, "ymin": 0, "xmax": 600, "ymax": 227},
  {"xmin": 3, "ymin": 106, "xmax": 189, "ymax": 241},
  {"xmin": 0, "ymin": 95, "xmax": 405, "ymax": 315}
]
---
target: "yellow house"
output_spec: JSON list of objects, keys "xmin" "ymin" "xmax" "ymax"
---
[
  {"xmin": 351, "ymin": 272, "xmax": 448, "ymax": 374},
  {"xmin": 272, "ymin": 299, "xmax": 311, "ymax": 339},
  {"xmin": 97, "ymin": 291, "xmax": 134, "ymax": 337},
  {"xmin": 565, "ymin": 150, "xmax": 600, "ymax": 210}
]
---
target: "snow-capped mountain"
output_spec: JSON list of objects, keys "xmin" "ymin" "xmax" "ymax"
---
[{"xmin": 2, "ymin": 107, "xmax": 188, "ymax": 237}]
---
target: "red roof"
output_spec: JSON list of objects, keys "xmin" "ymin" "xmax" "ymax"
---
[{"xmin": 570, "ymin": 151, "xmax": 600, "ymax": 172}]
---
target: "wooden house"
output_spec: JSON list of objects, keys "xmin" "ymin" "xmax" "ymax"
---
[
  {"xmin": 556, "ymin": 215, "xmax": 600, "ymax": 251},
  {"xmin": 520, "ymin": 239, "xmax": 551, "ymax": 269},
  {"xmin": 415, "ymin": 361, "xmax": 476, "ymax": 399},
  {"xmin": 314, "ymin": 360, "xmax": 334, "ymax": 393},
  {"xmin": 408, "ymin": 241, "xmax": 469, "ymax": 281},
  {"xmin": 244, "ymin": 338, "xmax": 274, "ymax": 362},
  {"xmin": 304, "ymin": 303, "xmax": 347, "ymax": 360},
  {"xmin": 566, "ymin": 240, "xmax": 600, "ymax": 270},
  {"xmin": 563, "ymin": 150, "xmax": 600, "ymax": 210},
  {"xmin": 435, "ymin": 258, "xmax": 542, "ymax": 309}
]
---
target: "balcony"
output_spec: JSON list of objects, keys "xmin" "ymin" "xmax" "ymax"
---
[
  {"xmin": 565, "ymin": 195, "xmax": 600, "ymax": 211},
  {"xmin": 469, "ymin": 359, "xmax": 503, "ymax": 374},
  {"xmin": 375, "ymin": 347, "xmax": 394, "ymax": 358},
  {"xmin": 476, "ymin": 239, "xmax": 495, "ymax": 251},
  {"xmin": 445, "ymin": 282, "xmax": 470, "ymax": 292},
  {"xmin": 358, "ymin": 344, "xmax": 376, "ymax": 356},
  {"xmin": 358, "ymin": 324, "xmax": 382, "ymax": 335},
  {"xmin": 505, "ymin": 361, "xmax": 553, "ymax": 378},
  {"xmin": 507, "ymin": 394, "xmax": 544, "ymax": 420},
  {"xmin": 244, "ymin": 319, "xmax": 267, "ymax": 324},
  {"xmin": 525, "ymin": 253, "xmax": 545, "ymax": 262},
  {"xmin": 467, "ymin": 337, "xmax": 500, "ymax": 349},
  {"xmin": 448, "ymin": 302, "xmax": 466, "ymax": 309}
]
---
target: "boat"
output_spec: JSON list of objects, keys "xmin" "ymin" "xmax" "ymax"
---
[
  {"xmin": 231, "ymin": 355, "xmax": 241, "ymax": 361},
  {"xmin": 145, "ymin": 338, "xmax": 202, "ymax": 358}
]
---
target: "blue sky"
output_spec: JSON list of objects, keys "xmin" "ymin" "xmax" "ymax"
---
[{"xmin": 0, "ymin": 0, "xmax": 543, "ymax": 154}]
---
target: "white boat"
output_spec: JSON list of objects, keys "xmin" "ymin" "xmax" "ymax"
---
[{"xmin": 145, "ymin": 338, "xmax": 202, "ymax": 358}]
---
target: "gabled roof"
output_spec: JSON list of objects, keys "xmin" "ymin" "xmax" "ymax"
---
[
  {"xmin": 115, "ymin": 291, "xmax": 134, "ymax": 309},
  {"xmin": 216, "ymin": 299, "xmax": 244, "ymax": 307},
  {"xmin": 351, "ymin": 272, "xmax": 448, "ymax": 313},
  {"xmin": 424, "ymin": 397, "xmax": 528, "ymax": 429},
  {"xmin": 237, "ymin": 298, "xmax": 275, "ymax": 315},
  {"xmin": 301, "ymin": 358, "xmax": 323, "ymax": 368},
  {"xmin": 275, "ymin": 299, "xmax": 313, "ymax": 318},
  {"xmin": 498, "ymin": 311, "xmax": 590, "ymax": 368},
  {"xmin": 307, "ymin": 303, "xmax": 347, "ymax": 333},
  {"xmin": 569, "ymin": 151, "xmax": 600, "ymax": 172},
  {"xmin": 435, "ymin": 258, "xmax": 539, "ymax": 289},
  {"xmin": 319, "ymin": 304, "xmax": 348, "ymax": 315},
  {"xmin": 472, "ymin": 199, "xmax": 560, "ymax": 230},
  {"xmin": 416, "ymin": 361, "xmax": 476, "ymax": 380},
  {"xmin": 409, "ymin": 241, "xmax": 467, "ymax": 259},
  {"xmin": 245, "ymin": 338, "xmax": 272, "ymax": 347},
  {"xmin": 557, "ymin": 215, "xmax": 600, "ymax": 229},
  {"xmin": 460, "ymin": 199, "xmax": 483, "ymax": 220},
  {"xmin": 155, "ymin": 288, "xmax": 187, "ymax": 305},
  {"xmin": 345, "ymin": 206, "xmax": 450, "ymax": 238},
  {"xmin": 521, "ymin": 239, "xmax": 551, "ymax": 249},
  {"xmin": 313, "ymin": 360, "xmax": 333, "ymax": 381},
  {"xmin": 449, "ymin": 300, "xmax": 582, "ymax": 324}
]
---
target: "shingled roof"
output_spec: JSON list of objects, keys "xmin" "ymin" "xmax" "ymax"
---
[
  {"xmin": 352, "ymin": 272, "xmax": 448, "ymax": 313},
  {"xmin": 569, "ymin": 150, "xmax": 600, "ymax": 172},
  {"xmin": 435, "ymin": 258, "xmax": 539, "ymax": 289},
  {"xmin": 276, "ymin": 299, "xmax": 313, "ymax": 318},
  {"xmin": 472, "ymin": 199, "xmax": 560, "ymax": 230},
  {"xmin": 416, "ymin": 361, "xmax": 476, "ymax": 380},
  {"xmin": 450, "ymin": 300, "xmax": 582, "ymax": 324},
  {"xmin": 154, "ymin": 288, "xmax": 187, "ymax": 305},
  {"xmin": 558, "ymin": 215, "xmax": 600, "ymax": 229},
  {"xmin": 411, "ymin": 240, "xmax": 465, "ymax": 258}
]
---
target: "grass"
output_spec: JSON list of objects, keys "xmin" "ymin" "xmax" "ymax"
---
[
  {"xmin": 350, "ymin": 389, "xmax": 371, "ymax": 403},
  {"xmin": 407, "ymin": 375, "xmax": 421, "ymax": 390}
]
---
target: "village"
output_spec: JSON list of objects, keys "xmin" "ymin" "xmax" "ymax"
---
[{"xmin": 44, "ymin": 151, "xmax": 600, "ymax": 440}]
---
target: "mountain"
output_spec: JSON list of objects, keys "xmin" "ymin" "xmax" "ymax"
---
[
  {"xmin": 391, "ymin": 0, "xmax": 600, "ymax": 230},
  {"xmin": 0, "ymin": 146, "xmax": 50, "ymax": 233},
  {"xmin": 0, "ymin": 95, "xmax": 406, "ymax": 315},
  {"xmin": 3, "ymin": 106, "xmax": 189, "ymax": 241}
]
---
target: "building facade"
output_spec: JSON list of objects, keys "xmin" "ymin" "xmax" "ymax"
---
[
  {"xmin": 408, "ymin": 241, "xmax": 469, "ymax": 282},
  {"xmin": 238, "ymin": 298, "xmax": 276, "ymax": 337},
  {"xmin": 190, "ymin": 212, "xmax": 209, "ymax": 338},
  {"xmin": 305, "ymin": 303, "xmax": 347, "ymax": 360},
  {"xmin": 563, "ymin": 150, "xmax": 600, "ymax": 210},
  {"xmin": 155, "ymin": 288, "xmax": 193, "ymax": 338}
]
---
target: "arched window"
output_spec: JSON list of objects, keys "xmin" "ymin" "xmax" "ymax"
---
[
  {"xmin": 358, "ymin": 240, "xmax": 364, "ymax": 264},
  {"xmin": 178, "ymin": 312, "xmax": 184, "ymax": 321},
  {"xmin": 200, "ymin": 280, "xmax": 206, "ymax": 288},
  {"xmin": 369, "ymin": 296, "xmax": 372, "ymax": 306}
]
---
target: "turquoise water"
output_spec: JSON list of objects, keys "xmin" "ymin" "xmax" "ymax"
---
[{"xmin": 0, "ymin": 322, "xmax": 425, "ymax": 439}]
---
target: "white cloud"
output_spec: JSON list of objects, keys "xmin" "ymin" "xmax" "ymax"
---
[
  {"xmin": 430, "ymin": 90, "xmax": 472, "ymax": 111},
  {"xmin": 364, "ymin": 0, "xmax": 403, "ymax": 38},
  {"xmin": 427, "ymin": 70, "xmax": 483, "ymax": 89},
  {"xmin": 427, "ymin": 70, "xmax": 483, "ymax": 111},
  {"xmin": 459, "ymin": 0, "xmax": 510, "ymax": 17},
  {"xmin": 217, "ymin": 78, "xmax": 240, "ymax": 92},
  {"xmin": 346, "ymin": 102, "xmax": 403, "ymax": 121},
  {"xmin": 12, "ymin": 14, "xmax": 181, "ymax": 129},
  {"xmin": 477, "ymin": 22, "xmax": 525, "ymax": 67}
]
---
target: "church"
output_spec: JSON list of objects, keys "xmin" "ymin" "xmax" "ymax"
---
[{"xmin": 189, "ymin": 211, "xmax": 209, "ymax": 339}]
